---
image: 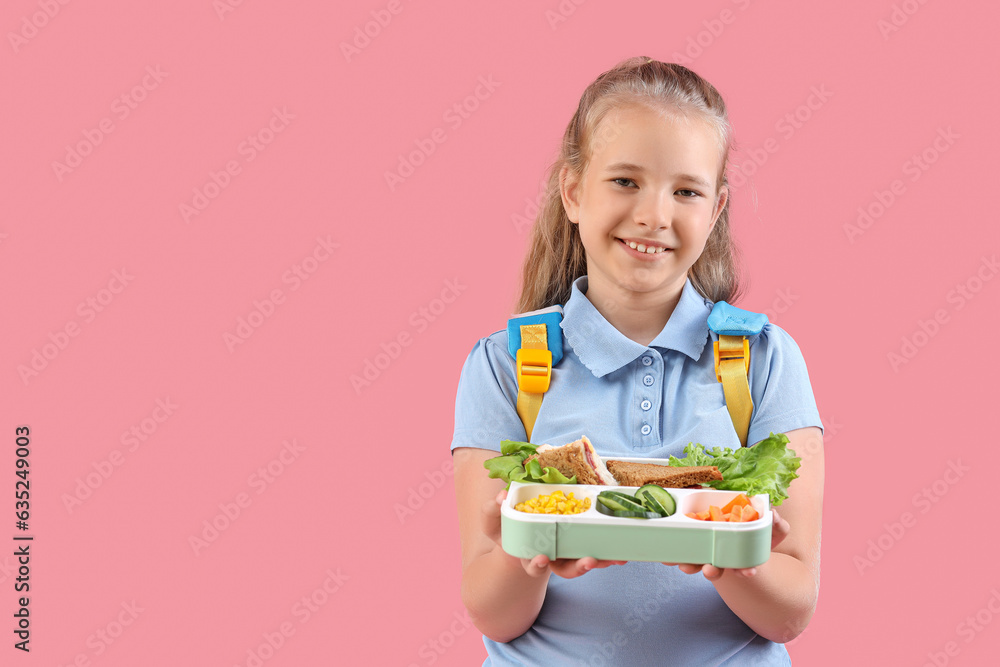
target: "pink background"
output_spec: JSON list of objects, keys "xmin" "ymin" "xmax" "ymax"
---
[{"xmin": 3, "ymin": 1, "xmax": 998, "ymax": 665}]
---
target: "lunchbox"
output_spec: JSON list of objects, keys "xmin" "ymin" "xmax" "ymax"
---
[{"xmin": 501, "ymin": 457, "xmax": 773, "ymax": 568}]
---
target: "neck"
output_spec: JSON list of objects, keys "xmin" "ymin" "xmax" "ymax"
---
[{"xmin": 583, "ymin": 280, "xmax": 686, "ymax": 346}]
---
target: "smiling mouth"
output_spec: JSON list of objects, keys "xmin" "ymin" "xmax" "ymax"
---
[{"xmin": 617, "ymin": 238, "xmax": 671, "ymax": 255}]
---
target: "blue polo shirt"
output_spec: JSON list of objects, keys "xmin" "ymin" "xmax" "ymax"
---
[{"xmin": 451, "ymin": 276, "xmax": 822, "ymax": 666}]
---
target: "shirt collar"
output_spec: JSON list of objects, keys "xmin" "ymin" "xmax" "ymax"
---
[{"xmin": 561, "ymin": 276, "xmax": 712, "ymax": 377}]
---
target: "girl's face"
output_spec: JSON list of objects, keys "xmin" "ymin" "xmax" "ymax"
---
[{"xmin": 561, "ymin": 104, "xmax": 728, "ymax": 306}]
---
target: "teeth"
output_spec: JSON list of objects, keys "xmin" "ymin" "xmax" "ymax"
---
[{"xmin": 625, "ymin": 240, "xmax": 666, "ymax": 254}]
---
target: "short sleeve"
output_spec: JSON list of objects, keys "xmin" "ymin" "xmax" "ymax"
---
[
  {"xmin": 450, "ymin": 332, "xmax": 528, "ymax": 453},
  {"xmin": 746, "ymin": 323, "xmax": 823, "ymax": 447}
]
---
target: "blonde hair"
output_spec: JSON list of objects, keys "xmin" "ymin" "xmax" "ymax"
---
[{"xmin": 515, "ymin": 56, "xmax": 744, "ymax": 312}]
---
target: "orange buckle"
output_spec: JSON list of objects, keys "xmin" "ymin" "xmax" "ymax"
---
[
  {"xmin": 713, "ymin": 338, "xmax": 750, "ymax": 382},
  {"xmin": 516, "ymin": 347, "xmax": 552, "ymax": 393}
]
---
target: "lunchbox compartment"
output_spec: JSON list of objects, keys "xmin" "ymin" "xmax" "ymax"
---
[
  {"xmin": 678, "ymin": 490, "xmax": 770, "ymax": 523},
  {"xmin": 506, "ymin": 484, "xmax": 599, "ymax": 519}
]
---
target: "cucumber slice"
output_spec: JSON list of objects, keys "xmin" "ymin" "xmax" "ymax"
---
[
  {"xmin": 637, "ymin": 484, "xmax": 676, "ymax": 517},
  {"xmin": 634, "ymin": 488, "xmax": 668, "ymax": 517},
  {"xmin": 597, "ymin": 492, "xmax": 647, "ymax": 513},
  {"xmin": 595, "ymin": 501, "xmax": 661, "ymax": 519},
  {"xmin": 596, "ymin": 494, "xmax": 631, "ymax": 513}
]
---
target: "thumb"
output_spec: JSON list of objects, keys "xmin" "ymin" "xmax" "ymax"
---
[
  {"xmin": 483, "ymin": 490, "xmax": 506, "ymax": 545},
  {"xmin": 770, "ymin": 508, "xmax": 790, "ymax": 550}
]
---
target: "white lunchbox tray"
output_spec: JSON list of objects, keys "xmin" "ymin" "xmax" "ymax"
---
[{"xmin": 501, "ymin": 458, "xmax": 773, "ymax": 568}]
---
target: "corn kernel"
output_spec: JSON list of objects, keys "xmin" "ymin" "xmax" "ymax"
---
[{"xmin": 515, "ymin": 490, "xmax": 592, "ymax": 515}]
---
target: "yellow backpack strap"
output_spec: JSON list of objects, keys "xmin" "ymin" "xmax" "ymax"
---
[
  {"xmin": 507, "ymin": 307, "xmax": 563, "ymax": 442},
  {"xmin": 708, "ymin": 302, "xmax": 768, "ymax": 447}
]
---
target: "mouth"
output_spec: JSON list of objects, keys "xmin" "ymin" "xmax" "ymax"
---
[{"xmin": 616, "ymin": 238, "xmax": 672, "ymax": 255}]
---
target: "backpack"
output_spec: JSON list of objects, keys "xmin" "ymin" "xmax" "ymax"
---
[{"xmin": 507, "ymin": 301, "xmax": 767, "ymax": 446}]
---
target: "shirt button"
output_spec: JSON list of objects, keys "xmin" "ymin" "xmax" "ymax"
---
[
  {"xmin": 640, "ymin": 399, "xmax": 652, "ymax": 411},
  {"xmin": 641, "ymin": 356, "xmax": 653, "ymax": 366},
  {"xmin": 643, "ymin": 374, "xmax": 654, "ymax": 386},
  {"xmin": 640, "ymin": 424, "xmax": 652, "ymax": 436}
]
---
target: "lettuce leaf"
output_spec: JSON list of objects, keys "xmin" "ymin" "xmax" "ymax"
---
[
  {"xmin": 483, "ymin": 440, "xmax": 577, "ymax": 488},
  {"xmin": 667, "ymin": 432, "xmax": 801, "ymax": 505}
]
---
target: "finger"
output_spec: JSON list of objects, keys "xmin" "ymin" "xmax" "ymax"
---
[
  {"xmin": 701, "ymin": 565, "xmax": 724, "ymax": 581},
  {"xmin": 551, "ymin": 557, "xmax": 594, "ymax": 579},
  {"xmin": 482, "ymin": 495, "xmax": 503, "ymax": 544},
  {"xmin": 677, "ymin": 563, "xmax": 703, "ymax": 575},
  {"xmin": 521, "ymin": 555, "xmax": 550, "ymax": 578}
]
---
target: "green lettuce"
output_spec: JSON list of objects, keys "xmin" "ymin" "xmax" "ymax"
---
[
  {"xmin": 484, "ymin": 440, "xmax": 577, "ymax": 489},
  {"xmin": 667, "ymin": 432, "xmax": 801, "ymax": 505}
]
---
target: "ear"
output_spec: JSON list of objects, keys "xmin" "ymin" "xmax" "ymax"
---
[
  {"xmin": 709, "ymin": 185, "xmax": 728, "ymax": 235},
  {"xmin": 560, "ymin": 165, "xmax": 581, "ymax": 224}
]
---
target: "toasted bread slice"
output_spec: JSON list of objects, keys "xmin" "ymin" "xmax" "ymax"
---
[{"xmin": 605, "ymin": 460, "xmax": 723, "ymax": 488}]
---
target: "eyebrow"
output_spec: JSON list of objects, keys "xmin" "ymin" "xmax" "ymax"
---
[{"xmin": 603, "ymin": 162, "xmax": 713, "ymax": 189}]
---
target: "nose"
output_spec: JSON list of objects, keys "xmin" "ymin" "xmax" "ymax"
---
[{"xmin": 635, "ymin": 189, "xmax": 672, "ymax": 230}]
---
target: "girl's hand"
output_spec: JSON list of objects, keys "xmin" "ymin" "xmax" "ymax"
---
[
  {"xmin": 521, "ymin": 554, "xmax": 628, "ymax": 579},
  {"xmin": 482, "ymin": 490, "xmax": 626, "ymax": 578},
  {"xmin": 662, "ymin": 509, "xmax": 791, "ymax": 580}
]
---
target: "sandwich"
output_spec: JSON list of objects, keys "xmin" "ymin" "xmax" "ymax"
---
[
  {"xmin": 605, "ymin": 460, "xmax": 723, "ymax": 488},
  {"xmin": 524, "ymin": 436, "xmax": 617, "ymax": 486}
]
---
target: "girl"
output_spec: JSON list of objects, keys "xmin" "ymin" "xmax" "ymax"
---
[{"xmin": 452, "ymin": 57, "xmax": 824, "ymax": 666}]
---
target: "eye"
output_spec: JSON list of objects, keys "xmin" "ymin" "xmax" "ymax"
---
[
  {"xmin": 676, "ymin": 189, "xmax": 702, "ymax": 198},
  {"xmin": 612, "ymin": 177, "xmax": 637, "ymax": 188}
]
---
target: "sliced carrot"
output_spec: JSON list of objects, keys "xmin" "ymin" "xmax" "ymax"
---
[
  {"xmin": 721, "ymin": 493, "xmax": 750, "ymax": 514},
  {"xmin": 740, "ymin": 506, "xmax": 759, "ymax": 522},
  {"xmin": 685, "ymin": 512, "xmax": 698, "ymax": 519},
  {"xmin": 695, "ymin": 510, "xmax": 711, "ymax": 521},
  {"xmin": 730, "ymin": 505, "xmax": 743, "ymax": 522},
  {"xmin": 709, "ymin": 505, "xmax": 723, "ymax": 521}
]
